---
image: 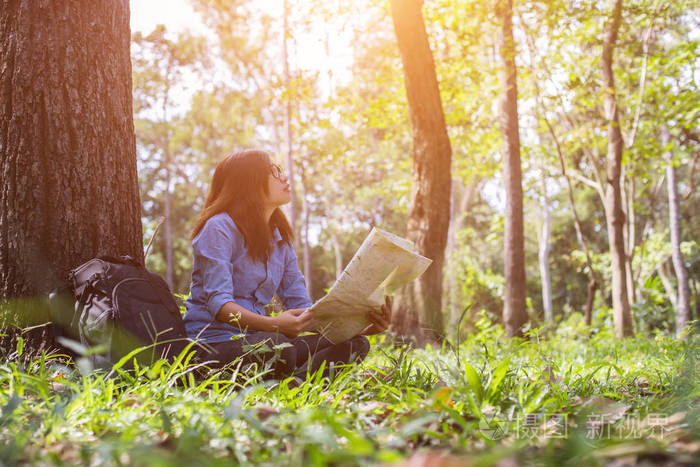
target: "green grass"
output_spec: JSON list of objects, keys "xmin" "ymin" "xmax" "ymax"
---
[{"xmin": 1, "ymin": 312, "xmax": 698, "ymax": 466}]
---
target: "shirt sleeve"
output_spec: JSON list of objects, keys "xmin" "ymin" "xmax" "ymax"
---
[
  {"xmin": 192, "ymin": 216, "xmax": 239, "ymax": 318},
  {"xmin": 277, "ymin": 244, "xmax": 313, "ymax": 310}
]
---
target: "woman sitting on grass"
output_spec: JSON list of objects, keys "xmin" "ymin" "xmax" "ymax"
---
[{"xmin": 183, "ymin": 149, "xmax": 392, "ymax": 380}]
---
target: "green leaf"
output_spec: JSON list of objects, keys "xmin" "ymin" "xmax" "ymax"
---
[
  {"xmin": 464, "ymin": 361, "xmax": 484, "ymax": 404},
  {"xmin": 487, "ymin": 358, "xmax": 510, "ymax": 404}
]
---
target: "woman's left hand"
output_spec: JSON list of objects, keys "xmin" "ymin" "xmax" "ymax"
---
[{"xmin": 361, "ymin": 295, "xmax": 392, "ymax": 336}]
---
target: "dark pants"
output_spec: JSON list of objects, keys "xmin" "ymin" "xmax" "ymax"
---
[{"xmin": 197, "ymin": 332, "xmax": 370, "ymax": 380}]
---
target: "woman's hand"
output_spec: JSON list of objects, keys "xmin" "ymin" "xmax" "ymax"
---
[
  {"xmin": 272, "ymin": 308, "xmax": 315, "ymax": 338},
  {"xmin": 361, "ymin": 296, "xmax": 393, "ymax": 336}
]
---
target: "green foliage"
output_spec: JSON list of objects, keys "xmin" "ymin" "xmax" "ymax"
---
[
  {"xmin": 1, "ymin": 323, "xmax": 697, "ymax": 465},
  {"xmin": 128, "ymin": 0, "xmax": 700, "ymax": 327}
]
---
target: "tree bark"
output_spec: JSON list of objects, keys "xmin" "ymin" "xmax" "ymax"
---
[
  {"xmin": 585, "ymin": 279, "xmax": 599, "ymax": 326},
  {"xmin": 657, "ymin": 260, "xmax": 678, "ymax": 311},
  {"xmin": 0, "ymin": 0, "xmax": 143, "ymax": 347},
  {"xmin": 389, "ymin": 0, "xmax": 452, "ymax": 343},
  {"xmin": 601, "ymin": 0, "xmax": 634, "ymax": 338},
  {"xmin": 497, "ymin": 0, "xmax": 528, "ymax": 337},
  {"xmin": 662, "ymin": 126, "xmax": 691, "ymax": 339}
]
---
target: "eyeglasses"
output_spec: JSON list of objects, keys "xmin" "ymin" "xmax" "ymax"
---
[{"xmin": 270, "ymin": 163, "xmax": 285, "ymax": 180}]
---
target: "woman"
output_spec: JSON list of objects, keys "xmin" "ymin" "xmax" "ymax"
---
[{"xmin": 183, "ymin": 149, "xmax": 392, "ymax": 380}]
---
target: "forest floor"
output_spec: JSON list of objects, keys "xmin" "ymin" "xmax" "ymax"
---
[{"xmin": 0, "ymin": 313, "xmax": 698, "ymax": 466}]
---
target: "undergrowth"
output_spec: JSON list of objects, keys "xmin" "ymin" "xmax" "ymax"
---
[{"xmin": 0, "ymin": 312, "xmax": 698, "ymax": 466}]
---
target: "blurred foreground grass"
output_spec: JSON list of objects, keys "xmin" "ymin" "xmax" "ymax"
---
[{"xmin": 0, "ymin": 312, "xmax": 698, "ymax": 466}]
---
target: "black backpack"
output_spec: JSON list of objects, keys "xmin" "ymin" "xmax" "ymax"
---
[{"xmin": 50, "ymin": 255, "xmax": 191, "ymax": 369}]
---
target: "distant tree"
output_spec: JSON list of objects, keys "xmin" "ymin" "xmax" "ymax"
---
[
  {"xmin": 132, "ymin": 25, "xmax": 207, "ymax": 291},
  {"xmin": 601, "ymin": 0, "xmax": 634, "ymax": 338},
  {"xmin": 0, "ymin": 0, "xmax": 142, "ymax": 348},
  {"xmin": 496, "ymin": 0, "xmax": 528, "ymax": 337},
  {"xmin": 282, "ymin": 0, "xmax": 299, "ymax": 241},
  {"xmin": 389, "ymin": 0, "xmax": 452, "ymax": 342},
  {"xmin": 662, "ymin": 126, "xmax": 691, "ymax": 339}
]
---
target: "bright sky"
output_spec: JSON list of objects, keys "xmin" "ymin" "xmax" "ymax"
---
[
  {"xmin": 130, "ymin": 0, "xmax": 207, "ymax": 36},
  {"xmin": 129, "ymin": 0, "xmax": 348, "ymax": 243},
  {"xmin": 129, "ymin": 0, "xmax": 353, "ymax": 89}
]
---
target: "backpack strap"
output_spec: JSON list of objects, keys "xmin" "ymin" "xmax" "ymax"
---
[{"xmin": 98, "ymin": 255, "xmax": 142, "ymax": 267}]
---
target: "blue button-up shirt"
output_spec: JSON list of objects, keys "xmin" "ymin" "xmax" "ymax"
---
[{"xmin": 183, "ymin": 212, "xmax": 313, "ymax": 343}]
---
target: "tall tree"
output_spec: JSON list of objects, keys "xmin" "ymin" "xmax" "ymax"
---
[
  {"xmin": 601, "ymin": 0, "xmax": 634, "ymax": 338},
  {"xmin": 0, "ymin": 0, "xmax": 143, "ymax": 343},
  {"xmin": 389, "ymin": 0, "xmax": 452, "ymax": 342},
  {"xmin": 497, "ymin": 0, "xmax": 528, "ymax": 337},
  {"xmin": 662, "ymin": 126, "xmax": 691, "ymax": 339}
]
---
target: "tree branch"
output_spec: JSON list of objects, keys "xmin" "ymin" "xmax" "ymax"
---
[
  {"xmin": 569, "ymin": 170, "xmax": 605, "ymax": 199},
  {"xmin": 626, "ymin": 0, "xmax": 661, "ymax": 148}
]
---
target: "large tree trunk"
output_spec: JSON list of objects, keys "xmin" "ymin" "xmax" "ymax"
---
[
  {"xmin": 389, "ymin": 0, "xmax": 452, "ymax": 343},
  {"xmin": 0, "ymin": 0, "xmax": 143, "ymax": 349},
  {"xmin": 601, "ymin": 0, "xmax": 634, "ymax": 338},
  {"xmin": 497, "ymin": 0, "xmax": 528, "ymax": 337},
  {"xmin": 662, "ymin": 127, "xmax": 691, "ymax": 339}
]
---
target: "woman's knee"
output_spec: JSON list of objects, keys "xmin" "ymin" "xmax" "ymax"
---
[
  {"xmin": 266, "ymin": 334, "xmax": 298, "ymax": 376},
  {"xmin": 349, "ymin": 335, "xmax": 370, "ymax": 361},
  {"xmin": 242, "ymin": 334, "xmax": 296, "ymax": 375}
]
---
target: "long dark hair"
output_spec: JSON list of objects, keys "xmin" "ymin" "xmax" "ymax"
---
[{"xmin": 192, "ymin": 149, "xmax": 294, "ymax": 263}]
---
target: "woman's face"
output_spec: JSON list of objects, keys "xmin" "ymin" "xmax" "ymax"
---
[{"xmin": 265, "ymin": 163, "xmax": 291, "ymax": 207}]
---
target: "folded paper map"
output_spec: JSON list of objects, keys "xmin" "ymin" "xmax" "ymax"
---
[{"xmin": 304, "ymin": 227, "xmax": 432, "ymax": 343}]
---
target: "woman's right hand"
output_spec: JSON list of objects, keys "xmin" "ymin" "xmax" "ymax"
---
[{"xmin": 272, "ymin": 308, "xmax": 315, "ymax": 338}]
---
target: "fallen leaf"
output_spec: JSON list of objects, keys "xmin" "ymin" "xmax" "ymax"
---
[
  {"xmin": 50, "ymin": 381, "xmax": 66, "ymax": 392},
  {"xmin": 390, "ymin": 450, "xmax": 472, "ymax": 467},
  {"xmin": 581, "ymin": 396, "xmax": 631, "ymax": 423},
  {"xmin": 493, "ymin": 456, "xmax": 519, "ymax": 467},
  {"xmin": 671, "ymin": 440, "xmax": 700, "ymax": 453},
  {"xmin": 604, "ymin": 455, "xmax": 637, "ymax": 467},
  {"xmin": 430, "ymin": 386, "xmax": 454, "ymax": 409},
  {"xmin": 638, "ymin": 411, "xmax": 688, "ymax": 440},
  {"xmin": 254, "ymin": 404, "xmax": 277, "ymax": 421},
  {"xmin": 662, "ymin": 411, "xmax": 686, "ymax": 426},
  {"xmin": 358, "ymin": 401, "xmax": 387, "ymax": 412},
  {"xmin": 595, "ymin": 441, "xmax": 653, "ymax": 458}
]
